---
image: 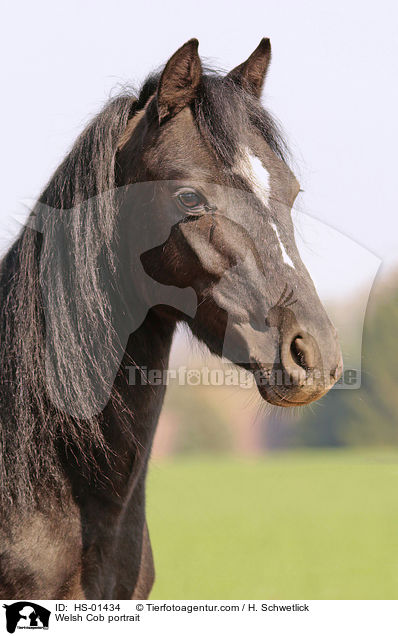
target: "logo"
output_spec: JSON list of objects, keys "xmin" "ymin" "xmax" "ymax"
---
[{"xmin": 2, "ymin": 603, "xmax": 50, "ymax": 633}]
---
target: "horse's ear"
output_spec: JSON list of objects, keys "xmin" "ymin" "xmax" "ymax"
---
[
  {"xmin": 157, "ymin": 39, "xmax": 202, "ymax": 123},
  {"xmin": 227, "ymin": 38, "xmax": 271, "ymax": 98}
]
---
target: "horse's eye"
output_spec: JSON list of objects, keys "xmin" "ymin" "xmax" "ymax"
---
[{"xmin": 177, "ymin": 191, "xmax": 207, "ymax": 213}]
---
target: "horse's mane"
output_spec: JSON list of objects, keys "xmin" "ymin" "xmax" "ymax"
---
[
  {"xmin": 0, "ymin": 68, "xmax": 289, "ymax": 507},
  {"xmin": 0, "ymin": 90, "xmax": 139, "ymax": 506}
]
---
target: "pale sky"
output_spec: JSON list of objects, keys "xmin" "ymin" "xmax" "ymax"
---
[{"xmin": 1, "ymin": 0, "xmax": 396, "ymax": 302}]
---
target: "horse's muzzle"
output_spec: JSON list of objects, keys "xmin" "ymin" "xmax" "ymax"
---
[{"xmin": 253, "ymin": 326, "xmax": 343, "ymax": 406}]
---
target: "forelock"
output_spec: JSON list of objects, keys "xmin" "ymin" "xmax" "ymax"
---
[{"xmin": 192, "ymin": 72, "xmax": 290, "ymax": 169}]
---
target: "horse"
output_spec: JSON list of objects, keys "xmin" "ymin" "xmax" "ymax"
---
[{"xmin": 0, "ymin": 38, "xmax": 342, "ymax": 599}]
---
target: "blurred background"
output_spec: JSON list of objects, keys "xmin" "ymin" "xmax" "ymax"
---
[{"xmin": 1, "ymin": 0, "xmax": 398, "ymax": 599}]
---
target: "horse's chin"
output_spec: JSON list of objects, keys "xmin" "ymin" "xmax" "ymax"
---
[{"xmin": 256, "ymin": 379, "xmax": 337, "ymax": 407}]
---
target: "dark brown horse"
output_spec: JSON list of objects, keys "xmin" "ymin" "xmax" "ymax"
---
[{"xmin": 0, "ymin": 38, "xmax": 342, "ymax": 599}]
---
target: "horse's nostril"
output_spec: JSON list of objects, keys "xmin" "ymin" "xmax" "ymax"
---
[
  {"xmin": 290, "ymin": 336, "xmax": 305, "ymax": 368},
  {"xmin": 290, "ymin": 335, "xmax": 314, "ymax": 371}
]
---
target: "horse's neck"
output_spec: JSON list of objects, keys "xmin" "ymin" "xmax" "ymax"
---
[
  {"xmin": 102, "ymin": 310, "xmax": 176, "ymax": 485},
  {"xmin": 121, "ymin": 309, "xmax": 176, "ymax": 417}
]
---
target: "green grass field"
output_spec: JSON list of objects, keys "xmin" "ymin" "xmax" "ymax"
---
[{"xmin": 147, "ymin": 450, "xmax": 398, "ymax": 599}]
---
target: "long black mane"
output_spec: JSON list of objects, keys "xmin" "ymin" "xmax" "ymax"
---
[{"xmin": 0, "ymin": 69, "xmax": 289, "ymax": 507}]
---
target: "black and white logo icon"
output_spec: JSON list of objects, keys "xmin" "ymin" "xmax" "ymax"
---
[{"xmin": 2, "ymin": 602, "xmax": 50, "ymax": 633}]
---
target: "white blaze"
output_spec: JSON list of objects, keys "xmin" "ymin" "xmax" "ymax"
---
[
  {"xmin": 236, "ymin": 147, "xmax": 295, "ymax": 270},
  {"xmin": 237, "ymin": 148, "xmax": 271, "ymax": 207},
  {"xmin": 270, "ymin": 221, "xmax": 295, "ymax": 269}
]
